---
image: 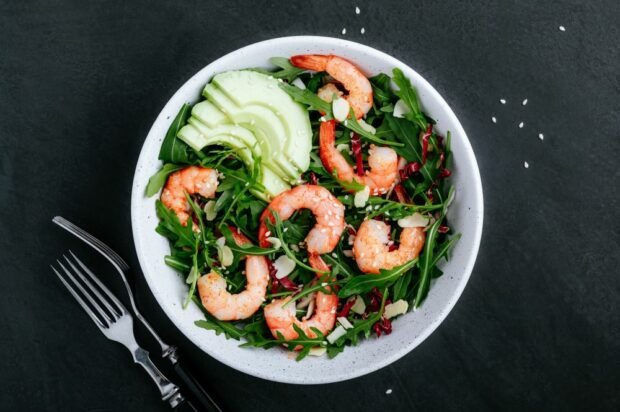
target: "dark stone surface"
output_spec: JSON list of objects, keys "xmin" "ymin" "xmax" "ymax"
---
[{"xmin": 1, "ymin": 0, "xmax": 619, "ymax": 411}]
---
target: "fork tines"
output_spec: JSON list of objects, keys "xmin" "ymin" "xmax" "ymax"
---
[
  {"xmin": 52, "ymin": 216, "xmax": 130, "ymax": 271},
  {"xmin": 51, "ymin": 251, "xmax": 127, "ymax": 329}
]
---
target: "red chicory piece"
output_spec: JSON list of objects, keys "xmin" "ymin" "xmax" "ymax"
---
[
  {"xmin": 421, "ymin": 124, "xmax": 433, "ymax": 164},
  {"xmin": 350, "ymin": 133, "xmax": 364, "ymax": 177}
]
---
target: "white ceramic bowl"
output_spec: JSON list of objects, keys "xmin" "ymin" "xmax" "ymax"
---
[{"xmin": 131, "ymin": 36, "xmax": 483, "ymax": 384}]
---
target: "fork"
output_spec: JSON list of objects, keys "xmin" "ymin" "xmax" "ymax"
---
[
  {"xmin": 52, "ymin": 216, "xmax": 222, "ymax": 412},
  {"xmin": 51, "ymin": 252, "xmax": 191, "ymax": 410}
]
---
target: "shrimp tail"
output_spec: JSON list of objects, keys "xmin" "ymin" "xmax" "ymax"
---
[{"xmin": 290, "ymin": 54, "xmax": 328, "ymax": 71}]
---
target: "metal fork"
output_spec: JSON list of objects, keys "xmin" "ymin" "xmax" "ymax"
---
[
  {"xmin": 51, "ymin": 252, "xmax": 186, "ymax": 409},
  {"xmin": 52, "ymin": 216, "xmax": 173, "ymax": 356},
  {"xmin": 52, "ymin": 216, "xmax": 222, "ymax": 412}
]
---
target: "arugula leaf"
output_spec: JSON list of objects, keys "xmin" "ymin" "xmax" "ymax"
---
[
  {"xmin": 251, "ymin": 57, "xmax": 306, "ymax": 82},
  {"xmin": 369, "ymin": 73, "xmax": 396, "ymax": 106},
  {"xmin": 241, "ymin": 324, "xmax": 327, "ymax": 361},
  {"xmin": 306, "ymin": 72, "xmax": 326, "ymax": 93},
  {"xmin": 282, "ymin": 280, "xmax": 339, "ymax": 308},
  {"xmin": 385, "ymin": 114, "xmax": 438, "ymax": 185},
  {"xmin": 432, "ymin": 232, "xmax": 461, "ymax": 267},
  {"xmin": 279, "ymin": 82, "xmax": 332, "ymax": 116},
  {"xmin": 220, "ymin": 225, "xmax": 277, "ymax": 255},
  {"xmin": 339, "ymin": 259, "xmax": 417, "ymax": 298},
  {"xmin": 413, "ymin": 187, "xmax": 455, "ymax": 308},
  {"xmin": 164, "ymin": 255, "xmax": 191, "ymax": 272},
  {"xmin": 323, "ymin": 254, "xmax": 357, "ymax": 280},
  {"xmin": 155, "ymin": 200, "xmax": 196, "ymax": 249},
  {"xmin": 329, "ymin": 288, "xmax": 389, "ymax": 349},
  {"xmin": 392, "ymin": 271, "xmax": 412, "ymax": 302},
  {"xmin": 145, "ymin": 164, "xmax": 184, "ymax": 197},
  {"xmin": 344, "ymin": 111, "xmax": 403, "ymax": 147},
  {"xmin": 193, "ymin": 296, "xmax": 247, "ymax": 339},
  {"xmin": 392, "ymin": 68, "xmax": 427, "ymax": 130},
  {"xmin": 184, "ymin": 245, "xmax": 200, "ymax": 308},
  {"xmin": 158, "ymin": 104, "xmax": 195, "ymax": 164}
]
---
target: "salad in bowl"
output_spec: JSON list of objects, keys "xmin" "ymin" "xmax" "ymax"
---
[
  {"xmin": 132, "ymin": 36, "xmax": 483, "ymax": 383},
  {"xmin": 145, "ymin": 53, "xmax": 458, "ymax": 360}
]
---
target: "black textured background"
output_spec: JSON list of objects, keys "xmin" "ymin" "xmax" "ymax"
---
[{"xmin": 1, "ymin": 1, "xmax": 619, "ymax": 411}]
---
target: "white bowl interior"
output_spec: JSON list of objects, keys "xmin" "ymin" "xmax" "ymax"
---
[{"xmin": 131, "ymin": 36, "xmax": 483, "ymax": 384}]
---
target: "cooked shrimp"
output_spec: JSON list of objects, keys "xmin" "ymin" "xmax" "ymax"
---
[
  {"xmin": 320, "ymin": 120, "xmax": 398, "ymax": 195},
  {"xmin": 317, "ymin": 83, "xmax": 343, "ymax": 103},
  {"xmin": 197, "ymin": 229, "xmax": 269, "ymax": 320},
  {"xmin": 263, "ymin": 289, "xmax": 338, "ymax": 342},
  {"xmin": 258, "ymin": 184, "xmax": 345, "ymax": 271},
  {"xmin": 161, "ymin": 166, "xmax": 219, "ymax": 226},
  {"xmin": 290, "ymin": 54, "xmax": 373, "ymax": 118},
  {"xmin": 353, "ymin": 219, "xmax": 426, "ymax": 274}
]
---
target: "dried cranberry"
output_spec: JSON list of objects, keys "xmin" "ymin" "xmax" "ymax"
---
[
  {"xmin": 367, "ymin": 287, "xmax": 384, "ymax": 313},
  {"xmin": 438, "ymin": 168, "xmax": 452, "ymax": 178},
  {"xmin": 351, "ymin": 133, "xmax": 364, "ymax": 177},
  {"xmin": 337, "ymin": 298, "xmax": 356, "ymax": 318},
  {"xmin": 373, "ymin": 316, "xmax": 393, "ymax": 337}
]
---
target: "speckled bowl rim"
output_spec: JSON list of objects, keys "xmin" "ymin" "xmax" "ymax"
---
[{"xmin": 131, "ymin": 36, "xmax": 483, "ymax": 384}]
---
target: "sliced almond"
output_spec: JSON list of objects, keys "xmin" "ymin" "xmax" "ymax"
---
[
  {"xmin": 397, "ymin": 213, "xmax": 430, "ymax": 228},
  {"xmin": 393, "ymin": 99, "xmax": 411, "ymax": 118},
  {"xmin": 332, "ymin": 97, "xmax": 351, "ymax": 122},
  {"xmin": 273, "ymin": 255, "xmax": 295, "ymax": 279},
  {"xmin": 203, "ymin": 200, "xmax": 217, "ymax": 221},
  {"xmin": 384, "ymin": 299, "xmax": 409, "ymax": 319},
  {"xmin": 354, "ymin": 185, "xmax": 370, "ymax": 208}
]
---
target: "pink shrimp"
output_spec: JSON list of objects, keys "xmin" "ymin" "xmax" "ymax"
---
[
  {"xmin": 160, "ymin": 166, "xmax": 219, "ymax": 226},
  {"xmin": 197, "ymin": 229, "xmax": 269, "ymax": 320},
  {"xmin": 258, "ymin": 184, "xmax": 345, "ymax": 272},
  {"xmin": 353, "ymin": 219, "xmax": 426, "ymax": 274},
  {"xmin": 263, "ymin": 289, "xmax": 338, "ymax": 343},
  {"xmin": 290, "ymin": 54, "xmax": 373, "ymax": 119},
  {"xmin": 320, "ymin": 120, "xmax": 398, "ymax": 195}
]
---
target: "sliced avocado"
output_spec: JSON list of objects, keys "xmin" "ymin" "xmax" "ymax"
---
[
  {"xmin": 191, "ymin": 100, "xmax": 230, "ymax": 128},
  {"xmin": 211, "ymin": 70, "xmax": 312, "ymax": 173},
  {"xmin": 177, "ymin": 122, "xmax": 289, "ymax": 199},
  {"xmin": 203, "ymin": 83, "xmax": 299, "ymax": 181},
  {"xmin": 187, "ymin": 118, "xmax": 262, "ymax": 157}
]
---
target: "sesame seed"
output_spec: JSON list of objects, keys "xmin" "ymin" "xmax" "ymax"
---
[
  {"xmin": 559, "ymin": 25, "xmax": 566, "ymax": 31},
  {"xmin": 524, "ymin": 161, "xmax": 529, "ymax": 169},
  {"xmin": 491, "ymin": 116, "xmax": 497, "ymax": 123},
  {"xmin": 342, "ymin": 28, "xmax": 347, "ymax": 35},
  {"xmin": 355, "ymin": 6, "xmax": 360, "ymax": 14},
  {"xmin": 332, "ymin": 253, "xmax": 338, "ymax": 258},
  {"xmin": 500, "ymin": 98, "xmax": 506, "ymax": 104},
  {"xmin": 538, "ymin": 133, "xmax": 544, "ymax": 141},
  {"xmin": 361, "ymin": 27, "xmax": 365, "ymax": 34},
  {"xmin": 522, "ymin": 99, "xmax": 528, "ymax": 106},
  {"xmin": 386, "ymin": 389, "xmax": 393, "ymax": 395},
  {"xmin": 265, "ymin": 231, "xmax": 271, "ymax": 237},
  {"xmin": 519, "ymin": 122, "xmax": 524, "ymax": 128}
]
